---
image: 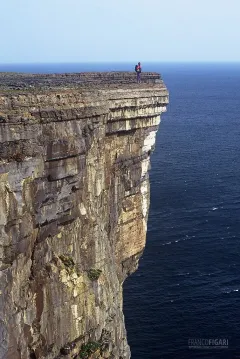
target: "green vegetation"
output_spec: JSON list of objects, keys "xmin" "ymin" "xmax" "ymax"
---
[
  {"xmin": 87, "ymin": 268, "xmax": 102, "ymax": 281},
  {"xmin": 59, "ymin": 255, "xmax": 75, "ymax": 270},
  {"xmin": 79, "ymin": 341, "xmax": 101, "ymax": 358}
]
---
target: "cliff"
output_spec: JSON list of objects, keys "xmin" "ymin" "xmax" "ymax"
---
[{"xmin": 0, "ymin": 72, "xmax": 169, "ymax": 359}]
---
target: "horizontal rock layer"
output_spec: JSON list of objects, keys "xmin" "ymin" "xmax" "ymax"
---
[{"xmin": 0, "ymin": 72, "xmax": 168, "ymax": 359}]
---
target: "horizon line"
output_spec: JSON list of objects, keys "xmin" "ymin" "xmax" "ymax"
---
[{"xmin": 1, "ymin": 61, "xmax": 240, "ymax": 65}]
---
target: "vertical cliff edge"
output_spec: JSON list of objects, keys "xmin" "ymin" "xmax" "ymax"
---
[{"xmin": 0, "ymin": 72, "xmax": 169, "ymax": 359}]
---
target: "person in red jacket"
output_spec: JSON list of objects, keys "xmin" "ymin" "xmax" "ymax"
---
[{"xmin": 135, "ymin": 62, "xmax": 142, "ymax": 83}]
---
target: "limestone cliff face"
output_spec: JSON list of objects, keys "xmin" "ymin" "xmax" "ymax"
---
[{"xmin": 0, "ymin": 72, "xmax": 168, "ymax": 359}]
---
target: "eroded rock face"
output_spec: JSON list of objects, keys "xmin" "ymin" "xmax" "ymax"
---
[{"xmin": 0, "ymin": 72, "xmax": 168, "ymax": 359}]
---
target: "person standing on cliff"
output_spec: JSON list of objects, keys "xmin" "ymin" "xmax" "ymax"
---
[{"xmin": 135, "ymin": 62, "xmax": 142, "ymax": 83}]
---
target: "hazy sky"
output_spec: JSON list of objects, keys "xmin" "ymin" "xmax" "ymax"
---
[{"xmin": 1, "ymin": 0, "xmax": 239, "ymax": 63}]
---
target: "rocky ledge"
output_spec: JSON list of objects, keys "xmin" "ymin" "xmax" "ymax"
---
[{"xmin": 0, "ymin": 72, "xmax": 168, "ymax": 359}]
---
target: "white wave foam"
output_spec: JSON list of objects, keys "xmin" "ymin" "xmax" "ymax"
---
[
  {"xmin": 223, "ymin": 288, "xmax": 240, "ymax": 294},
  {"xmin": 161, "ymin": 234, "xmax": 194, "ymax": 246}
]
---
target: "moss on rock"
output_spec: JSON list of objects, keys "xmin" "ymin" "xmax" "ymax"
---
[{"xmin": 87, "ymin": 269, "xmax": 102, "ymax": 281}]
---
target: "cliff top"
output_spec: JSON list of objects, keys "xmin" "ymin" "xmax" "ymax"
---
[{"xmin": 0, "ymin": 71, "xmax": 164, "ymax": 93}]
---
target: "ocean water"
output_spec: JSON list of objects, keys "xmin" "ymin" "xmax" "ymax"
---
[
  {"xmin": 1, "ymin": 62, "xmax": 240, "ymax": 358},
  {"xmin": 124, "ymin": 63, "xmax": 240, "ymax": 359}
]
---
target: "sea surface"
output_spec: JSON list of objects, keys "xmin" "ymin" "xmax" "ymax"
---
[{"xmin": 1, "ymin": 62, "xmax": 240, "ymax": 359}]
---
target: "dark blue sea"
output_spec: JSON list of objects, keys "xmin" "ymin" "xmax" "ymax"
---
[{"xmin": 1, "ymin": 62, "xmax": 240, "ymax": 359}]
